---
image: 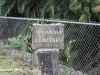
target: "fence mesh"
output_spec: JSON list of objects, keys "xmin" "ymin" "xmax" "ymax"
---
[{"xmin": 0, "ymin": 16, "xmax": 100, "ymax": 75}]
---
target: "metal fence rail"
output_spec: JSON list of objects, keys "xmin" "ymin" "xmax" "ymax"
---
[{"xmin": 0, "ymin": 16, "xmax": 100, "ymax": 75}]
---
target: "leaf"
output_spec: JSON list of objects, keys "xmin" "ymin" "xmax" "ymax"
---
[
  {"xmin": 93, "ymin": 5, "xmax": 100, "ymax": 12},
  {"xmin": 64, "ymin": 40, "xmax": 76, "ymax": 61},
  {"xmin": 93, "ymin": 0, "xmax": 100, "ymax": 5},
  {"xmin": 79, "ymin": 13, "xmax": 89, "ymax": 21},
  {"xmin": 24, "ymin": 7, "xmax": 30, "ymax": 17},
  {"xmin": 1, "ymin": 0, "xmax": 16, "ymax": 16},
  {"xmin": 41, "ymin": 0, "xmax": 50, "ymax": 18},
  {"xmin": 17, "ymin": 0, "xmax": 26, "ymax": 14},
  {"xmin": 83, "ymin": 6, "xmax": 90, "ymax": 15},
  {"xmin": 70, "ymin": 1, "xmax": 83, "ymax": 13},
  {"xmin": 51, "ymin": 6, "xmax": 55, "ymax": 18},
  {"xmin": 17, "ymin": 0, "xmax": 33, "ymax": 14},
  {"xmin": 46, "ymin": 5, "xmax": 55, "ymax": 18},
  {"xmin": 64, "ymin": 11, "xmax": 69, "ymax": 19},
  {"xmin": 41, "ymin": 0, "xmax": 57, "ymax": 18}
]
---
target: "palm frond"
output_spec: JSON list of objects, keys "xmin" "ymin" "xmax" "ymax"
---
[
  {"xmin": 70, "ymin": 0, "xmax": 83, "ymax": 13},
  {"xmin": 93, "ymin": 0, "xmax": 100, "ymax": 5},
  {"xmin": 25, "ymin": 0, "xmax": 36, "ymax": 17},
  {"xmin": 1, "ymin": 0, "xmax": 16, "ymax": 16},
  {"xmin": 17, "ymin": 0, "xmax": 26, "ymax": 14},
  {"xmin": 79, "ymin": 13, "xmax": 89, "ymax": 21},
  {"xmin": 93, "ymin": 5, "xmax": 100, "ymax": 12},
  {"xmin": 17, "ymin": 0, "xmax": 34, "ymax": 14}
]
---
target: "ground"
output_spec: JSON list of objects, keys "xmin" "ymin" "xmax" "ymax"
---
[
  {"xmin": 0, "ymin": 39, "xmax": 89, "ymax": 75},
  {"xmin": 0, "ymin": 50, "xmax": 38, "ymax": 75}
]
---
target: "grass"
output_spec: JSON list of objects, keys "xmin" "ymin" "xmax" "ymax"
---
[{"xmin": 0, "ymin": 51, "xmax": 38, "ymax": 75}]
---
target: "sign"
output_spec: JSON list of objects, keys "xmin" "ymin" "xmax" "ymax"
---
[{"xmin": 32, "ymin": 23, "xmax": 64, "ymax": 49}]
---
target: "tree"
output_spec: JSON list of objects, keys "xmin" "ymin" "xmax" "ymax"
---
[
  {"xmin": 70, "ymin": 0, "xmax": 100, "ymax": 22},
  {"xmin": 1, "ymin": 0, "xmax": 71, "ymax": 19}
]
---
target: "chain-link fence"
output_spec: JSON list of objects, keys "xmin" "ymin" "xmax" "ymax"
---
[{"xmin": 0, "ymin": 16, "xmax": 100, "ymax": 75}]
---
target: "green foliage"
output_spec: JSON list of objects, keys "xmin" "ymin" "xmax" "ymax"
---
[
  {"xmin": 61, "ymin": 40, "xmax": 76, "ymax": 61},
  {"xmin": 8, "ymin": 35, "xmax": 27, "ymax": 49},
  {"xmin": 1, "ymin": 0, "xmax": 71, "ymax": 19},
  {"xmin": 8, "ymin": 35, "xmax": 28, "ymax": 59},
  {"xmin": 1, "ymin": 0, "xmax": 100, "ymax": 21},
  {"xmin": 60, "ymin": 66, "xmax": 73, "ymax": 75},
  {"xmin": 1, "ymin": 0, "xmax": 16, "ymax": 16},
  {"xmin": 60, "ymin": 39, "xmax": 79, "ymax": 67},
  {"xmin": 0, "ymin": 56, "xmax": 38, "ymax": 75},
  {"xmin": 17, "ymin": 0, "xmax": 27, "ymax": 14},
  {"xmin": 0, "ymin": 44, "xmax": 10, "ymax": 49},
  {"xmin": 70, "ymin": 0, "xmax": 100, "ymax": 21}
]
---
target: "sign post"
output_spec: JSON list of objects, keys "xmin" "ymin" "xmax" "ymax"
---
[{"xmin": 32, "ymin": 23, "xmax": 64, "ymax": 75}]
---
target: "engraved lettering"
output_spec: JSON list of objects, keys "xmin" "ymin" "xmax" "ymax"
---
[
  {"xmin": 36, "ymin": 30, "xmax": 62, "ymax": 34},
  {"xmin": 34, "ymin": 38, "xmax": 62, "ymax": 42}
]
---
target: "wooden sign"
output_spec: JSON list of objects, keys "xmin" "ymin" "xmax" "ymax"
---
[{"xmin": 32, "ymin": 23, "xmax": 64, "ymax": 49}]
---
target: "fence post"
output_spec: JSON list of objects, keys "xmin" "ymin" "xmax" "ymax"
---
[
  {"xmin": 38, "ymin": 49, "xmax": 59, "ymax": 75},
  {"xmin": 32, "ymin": 23, "xmax": 64, "ymax": 75}
]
